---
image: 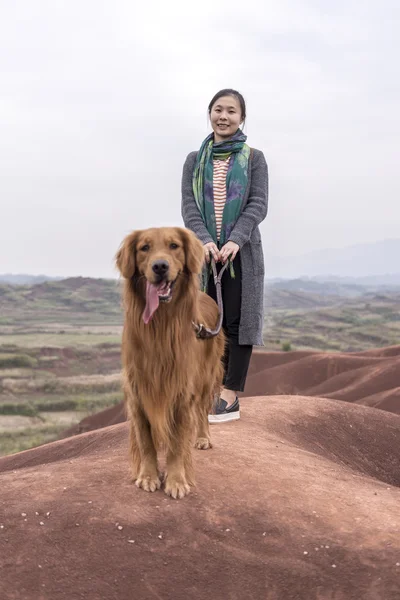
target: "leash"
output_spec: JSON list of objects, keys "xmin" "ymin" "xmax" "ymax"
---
[{"xmin": 192, "ymin": 258, "xmax": 228, "ymax": 339}]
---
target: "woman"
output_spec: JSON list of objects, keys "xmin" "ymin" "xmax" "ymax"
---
[{"xmin": 181, "ymin": 88, "xmax": 268, "ymax": 423}]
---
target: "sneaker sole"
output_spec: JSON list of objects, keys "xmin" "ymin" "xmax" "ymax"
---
[{"xmin": 208, "ymin": 411, "xmax": 240, "ymax": 424}]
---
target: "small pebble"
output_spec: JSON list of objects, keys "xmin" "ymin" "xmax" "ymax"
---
[
  {"xmin": 325, "ymin": 545, "xmax": 330, "ymax": 549},
  {"xmin": 128, "ymin": 540, "xmax": 135, "ymax": 544},
  {"xmin": 262, "ymin": 532, "xmax": 266, "ymax": 536},
  {"xmin": 0, "ymin": 525, "xmax": 4, "ymax": 529},
  {"xmin": 21, "ymin": 513, "xmax": 27, "ymax": 517},
  {"xmin": 75, "ymin": 523, "xmax": 80, "ymax": 527},
  {"xmin": 158, "ymin": 534, "xmax": 163, "ymax": 539},
  {"xmin": 332, "ymin": 564, "xmax": 337, "ymax": 568},
  {"xmin": 396, "ymin": 563, "xmax": 400, "ymax": 567},
  {"xmin": 225, "ymin": 529, "xmax": 230, "ymax": 532},
  {"xmin": 88, "ymin": 501, "xmax": 92, "ymax": 504},
  {"xmin": 315, "ymin": 548, "xmax": 319, "ymax": 551},
  {"xmin": 303, "ymin": 551, "xmax": 308, "ymax": 555},
  {"xmin": 39, "ymin": 522, "xmax": 44, "ymax": 526},
  {"xmin": 117, "ymin": 526, "xmax": 123, "ymax": 531},
  {"xmin": 46, "ymin": 512, "xmax": 50, "ymax": 517},
  {"xmin": 38, "ymin": 565, "xmax": 42, "ymax": 569},
  {"xmin": 35, "ymin": 512, "xmax": 39, "ymax": 516}
]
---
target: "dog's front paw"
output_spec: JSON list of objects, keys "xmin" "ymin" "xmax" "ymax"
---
[
  {"xmin": 164, "ymin": 476, "xmax": 190, "ymax": 499},
  {"xmin": 135, "ymin": 473, "xmax": 161, "ymax": 493},
  {"xmin": 194, "ymin": 437, "xmax": 212, "ymax": 450}
]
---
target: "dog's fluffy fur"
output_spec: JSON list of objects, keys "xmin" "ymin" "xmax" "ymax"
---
[{"xmin": 116, "ymin": 227, "xmax": 225, "ymax": 499}]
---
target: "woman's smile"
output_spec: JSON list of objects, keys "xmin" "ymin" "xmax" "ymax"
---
[{"xmin": 210, "ymin": 95, "xmax": 243, "ymax": 142}]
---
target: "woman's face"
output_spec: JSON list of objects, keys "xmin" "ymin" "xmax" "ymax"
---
[{"xmin": 209, "ymin": 95, "xmax": 243, "ymax": 142}]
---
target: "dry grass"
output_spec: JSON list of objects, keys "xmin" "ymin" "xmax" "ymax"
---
[
  {"xmin": 1, "ymin": 372, "xmax": 121, "ymax": 395},
  {"xmin": 0, "ymin": 424, "xmax": 68, "ymax": 456},
  {"xmin": 0, "ymin": 333, "xmax": 121, "ymax": 348}
]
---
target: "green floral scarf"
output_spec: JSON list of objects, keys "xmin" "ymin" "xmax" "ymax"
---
[{"xmin": 192, "ymin": 129, "xmax": 250, "ymax": 247}]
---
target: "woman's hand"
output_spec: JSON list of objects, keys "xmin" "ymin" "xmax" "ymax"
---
[
  {"xmin": 220, "ymin": 241, "xmax": 239, "ymax": 263},
  {"xmin": 203, "ymin": 242, "xmax": 220, "ymax": 264}
]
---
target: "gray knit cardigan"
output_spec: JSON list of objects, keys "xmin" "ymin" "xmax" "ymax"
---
[{"xmin": 181, "ymin": 148, "xmax": 268, "ymax": 346}]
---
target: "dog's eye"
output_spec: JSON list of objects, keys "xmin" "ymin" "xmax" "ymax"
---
[
  {"xmin": 170, "ymin": 243, "xmax": 179, "ymax": 250},
  {"xmin": 140, "ymin": 244, "xmax": 150, "ymax": 252}
]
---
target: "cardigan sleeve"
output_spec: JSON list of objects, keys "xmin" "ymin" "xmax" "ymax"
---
[
  {"xmin": 181, "ymin": 152, "xmax": 214, "ymax": 245},
  {"xmin": 227, "ymin": 150, "xmax": 269, "ymax": 248}
]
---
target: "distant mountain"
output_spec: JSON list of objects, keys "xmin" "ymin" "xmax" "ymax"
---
[
  {"xmin": 0, "ymin": 276, "xmax": 122, "ymax": 323},
  {"xmin": 267, "ymin": 276, "xmax": 400, "ymax": 296},
  {"xmin": 267, "ymin": 239, "xmax": 400, "ymax": 280},
  {"xmin": 267, "ymin": 278, "xmax": 368, "ymax": 298},
  {"xmin": 0, "ymin": 274, "xmax": 63, "ymax": 285},
  {"xmin": 306, "ymin": 274, "xmax": 400, "ymax": 286},
  {"xmin": 3, "ymin": 238, "xmax": 399, "ymax": 284}
]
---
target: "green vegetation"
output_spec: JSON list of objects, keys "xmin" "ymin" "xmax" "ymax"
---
[
  {"xmin": 0, "ymin": 333, "xmax": 122, "ymax": 348},
  {"xmin": 0, "ymin": 280, "xmax": 123, "ymax": 455},
  {"xmin": 263, "ymin": 294, "xmax": 400, "ymax": 352},
  {"xmin": 0, "ymin": 403, "xmax": 39, "ymax": 417},
  {"xmin": 0, "ymin": 354, "xmax": 38, "ymax": 368},
  {"xmin": 0, "ymin": 424, "xmax": 68, "ymax": 456},
  {"xmin": 0, "ymin": 392, "xmax": 122, "ymax": 417}
]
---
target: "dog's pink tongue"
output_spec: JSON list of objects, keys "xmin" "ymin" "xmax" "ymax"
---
[{"xmin": 143, "ymin": 282, "xmax": 160, "ymax": 324}]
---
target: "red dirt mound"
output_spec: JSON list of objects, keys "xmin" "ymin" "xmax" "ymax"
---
[
  {"xmin": 243, "ymin": 349, "xmax": 400, "ymax": 414},
  {"xmin": 244, "ymin": 352, "xmax": 385, "ymax": 397},
  {"xmin": 61, "ymin": 402, "xmax": 126, "ymax": 438},
  {"xmin": 66, "ymin": 348, "xmax": 400, "ymax": 436},
  {"xmin": 353, "ymin": 345, "xmax": 400, "ymax": 358},
  {"xmin": 0, "ymin": 396, "xmax": 399, "ymax": 600},
  {"xmin": 358, "ymin": 387, "xmax": 400, "ymax": 413}
]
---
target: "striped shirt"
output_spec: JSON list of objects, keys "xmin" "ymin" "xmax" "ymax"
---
[{"xmin": 213, "ymin": 157, "xmax": 230, "ymax": 240}]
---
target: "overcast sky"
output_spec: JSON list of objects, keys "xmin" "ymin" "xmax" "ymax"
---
[{"xmin": 1, "ymin": 0, "xmax": 399, "ymax": 277}]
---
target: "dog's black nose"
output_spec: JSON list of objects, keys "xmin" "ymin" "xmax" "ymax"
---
[{"xmin": 152, "ymin": 260, "xmax": 169, "ymax": 276}]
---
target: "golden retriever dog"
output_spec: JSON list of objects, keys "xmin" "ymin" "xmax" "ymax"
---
[{"xmin": 116, "ymin": 227, "xmax": 225, "ymax": 499}]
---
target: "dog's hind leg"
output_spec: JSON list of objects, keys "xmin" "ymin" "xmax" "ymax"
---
[
  {"xmin": 194, "ymin": 395, "xmax": 213, "ymax": 450},
  {"xmin": 195, "ymin": 347, "xmax": 224, "ymax": 449},
  {"xmin": 194, "ymin": 382, "xmax": 214, "ymax": 450},
  {"xmin": 129, "ymin": 402, "xmax": 161, "ymax": 493},
  {"xmin": 128, "ymin": 418, "xmax": 141, "ymax": 477}
]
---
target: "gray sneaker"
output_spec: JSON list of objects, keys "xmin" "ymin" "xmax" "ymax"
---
[{"xmin": 208, "ymin": 397, "xmax": 240, "ymax": 423}]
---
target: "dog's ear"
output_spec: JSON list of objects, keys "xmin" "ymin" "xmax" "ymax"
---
[
  {"xmin": 179, "ymin": 228, "xmax": 204, "ymax": 275},
  {"xmin": 115, "ymin": 231, "xmax": 140, "ymax": 279}
]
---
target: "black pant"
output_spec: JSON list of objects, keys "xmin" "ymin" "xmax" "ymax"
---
[{"xmin": 207, "ymin": 253, "xmax": 253, "ymax": 392}]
